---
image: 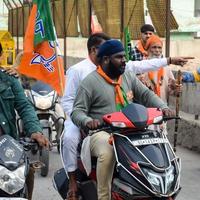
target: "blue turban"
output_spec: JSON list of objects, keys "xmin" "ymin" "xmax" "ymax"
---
[{"xmin": 97, "ymin": 39, "xmax": 124, "ymax": 58}]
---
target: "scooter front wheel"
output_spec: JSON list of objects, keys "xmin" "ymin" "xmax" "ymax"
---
[
  {"xmin": 40, "ymin": 147, "xmax": 49, "ymax": 177},
  {"xmin": 39, "ymin": 127, "xmax": 50, "ymax": 177}
]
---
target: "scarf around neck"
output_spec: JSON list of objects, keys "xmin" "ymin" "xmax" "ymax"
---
[
  {"xmin": 148, "ymin": 67, "xmax": 164, "ymax": 97},
  {"xmin": 137, "ymin": 40, "xmax": 148, "ymax": 57},
  {"xmin": 97, "ymin": 66, "xmax": 128, "ymax": 111}
]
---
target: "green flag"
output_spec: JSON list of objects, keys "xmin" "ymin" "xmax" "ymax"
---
[
  {"xmin": 124, "ymin": 27, "xmax": 132, "ymax": 61},
  {"xmin": 33, "ymin": 0, "xmax": 56, "ymax": 46}
]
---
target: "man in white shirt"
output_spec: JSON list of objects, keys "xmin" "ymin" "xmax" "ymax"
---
[{"xmin": 61, "ymin": 33, "xmax": 190, "ymax": 200}]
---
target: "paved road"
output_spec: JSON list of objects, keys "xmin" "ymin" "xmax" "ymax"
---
[
  {"xmin": 32, "ymin": 146, "xmax": 200, "ymax": 200},
  {"xmin": 33, "ymin": 148, "xmax": 62, "ymax": 200},
  {"xmin": 176, "ymin": 147, "xmax": 200, "ymax": 200}
]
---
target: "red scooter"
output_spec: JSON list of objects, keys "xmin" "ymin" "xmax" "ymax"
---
[{"xmin": 53, "ymin": 103, "xmax": 181, "ymax": 200}]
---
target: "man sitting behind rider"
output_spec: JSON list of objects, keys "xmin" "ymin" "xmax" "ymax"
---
[{"xmin": 71, "ymin": 40, "xmax": 174, "ymax": 200}]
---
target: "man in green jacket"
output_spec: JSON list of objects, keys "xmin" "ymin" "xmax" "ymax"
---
[
  {"xmin": 0, "ymin": 42, "xmax": 49, "ymax": 199},
  {"xmin": 71, "ymin": 40, "xmax": 174, "ymax": 200}
]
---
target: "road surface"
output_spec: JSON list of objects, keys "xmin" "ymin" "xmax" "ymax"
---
[{"xmin": 33, "ymin": 146, "xmax": 200, "ymax": 200}]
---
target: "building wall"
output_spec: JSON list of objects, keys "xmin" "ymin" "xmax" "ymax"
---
[
  {"xmin": 60, "ymin": 37, "xmax": 200, "ymax": 60},
  {"xmin": 166, "ymin": 39, "xmax": 200, "ymax": 59},
  {"xmin": 0, "ymin": 1, "xmax": 8, "ymax": 30}
]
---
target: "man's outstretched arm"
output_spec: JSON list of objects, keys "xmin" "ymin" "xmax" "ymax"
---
[{"xmin": 126, "ymin": 57, "xmax": 194, "ymax": 74}]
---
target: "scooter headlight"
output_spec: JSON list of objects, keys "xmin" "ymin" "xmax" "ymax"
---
[
  {"xmin": 34, "ymin": 95, "xmax": 53, "ymax": 110},
  {"xmin": 0, "ymin": 165, "xmax": 26, "ymax": 195},
  {"xmin": 146, "ymin": 171, "xmax": 160, "ymax": 186},
  {"xmin": 142, "ymin": 165, "xmax": 175, "ymax": 194},
  {"xmin": 166, "ymin": 166, "xmax": 175, "ymax": 189}
]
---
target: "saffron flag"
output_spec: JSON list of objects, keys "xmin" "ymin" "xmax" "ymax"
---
[{"xmin": 18, "ymin": 0, "xmax": 65, "ymax": 96}]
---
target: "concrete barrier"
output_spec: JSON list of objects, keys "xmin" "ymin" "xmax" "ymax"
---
[
  {"xmin": 167, "ymin": 111, "xmax": 200, "ymax": 153},
  {"xmin": 180, "ymin": 83, "xmax": 200, "ymax": 115},
  {"xmin": 168, "ymin": 82, "xmax": 200, "ymax": 153}
]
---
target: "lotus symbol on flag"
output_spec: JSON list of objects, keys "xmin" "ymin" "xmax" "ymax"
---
[{"xmin": 31, "ymin": 53, "xmax": 56, "ymax": 72}]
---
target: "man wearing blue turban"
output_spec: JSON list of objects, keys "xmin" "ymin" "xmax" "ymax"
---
[{"xmin": 71, "ymin": 40, "xmax": 174, "ymax": 200}]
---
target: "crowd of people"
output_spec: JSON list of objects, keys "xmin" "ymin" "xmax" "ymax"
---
[{"xmin": 0, "ymin": 23, "xmax": 196, "ymax": 200}]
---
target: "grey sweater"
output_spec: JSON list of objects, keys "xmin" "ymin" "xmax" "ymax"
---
[{"xmin": 71, "ymin": 71, "xmax": 168, "ymax": 129}]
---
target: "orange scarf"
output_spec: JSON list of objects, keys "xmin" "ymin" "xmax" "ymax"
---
[
  {"xmin": 97, "ymin": 66, "xmax": 127, "ymax": 109},
  {"xmin": 137, "ymin": 40, "xmax": 148, "ymax": 57},
  {"xmin": 148, "ymin": 68, "xmax": 164, "ymax": 97}
]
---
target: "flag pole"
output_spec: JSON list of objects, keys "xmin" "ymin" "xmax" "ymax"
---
[{"xmin": 53, "ymin": 40, "xmax": 64, "ymax": 96}]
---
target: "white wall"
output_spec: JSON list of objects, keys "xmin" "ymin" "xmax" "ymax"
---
[{"xmin": 0, "ymin": 1, "xmax": 8, "ymax": 30}]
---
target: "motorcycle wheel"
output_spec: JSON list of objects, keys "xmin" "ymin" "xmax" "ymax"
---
[
  {"xmin": 40, "ymin": 147, "xmax": 49, "ymax": 177},
  {"xmin": 40, "ymin": 128, "xmax": 50, "ymax": 177}
]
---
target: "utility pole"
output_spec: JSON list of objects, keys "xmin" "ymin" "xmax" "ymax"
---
[
  {"xmin": 12, "ymin": 0, "xmax": 19, "ymax": 54},
  {"xmin": 88, "ymin": 0, "xmax": 92, "ymax": 35},
  {"xmin": 120, "ymin": 0, "xmax": 124, "ymax": 41},
  {"xmin": 165, "ymin": 0, "xmax": 171, "ymax": 57},
  {"xmin": 194, "ymin": 0, "xmax": 200, "ymax": 17},
  {"xmin": 63, "ymin": 0, "xmax": 67, "ymax": 71}
]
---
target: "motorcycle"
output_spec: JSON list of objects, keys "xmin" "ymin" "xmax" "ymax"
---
[
  {"xmin": 0, "ymin": 135, "xmax": 41, "ymax": 199},
  {"xmin": 53, "ymin": 103, "xmax": 181, "ymax": 200},
  {"xmin": 25, "ymin": 80, "xmax": 65, "ymax": 177}
]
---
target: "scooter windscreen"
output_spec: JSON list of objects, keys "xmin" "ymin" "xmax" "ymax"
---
[
  {"xmin": 121, "ymin": 103, "xmax": 148, "ymax": 129},
  {"xmin": 0, "ymin": 135, "xmax": 24, "ymax": 170},
  {"xmin": 31, "ymin": 80, "xmax": 53, "ymax": 96}
]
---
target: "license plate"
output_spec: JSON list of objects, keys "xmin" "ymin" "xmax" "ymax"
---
[{"xmin": 132, "ymin": 138, "xmax": 168, "ymax": 146}]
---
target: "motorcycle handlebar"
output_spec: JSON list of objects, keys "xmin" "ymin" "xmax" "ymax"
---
[
  {"xmin": 162, "ymin": 116, "xmax": 181, "ymax": 121},
  {"xmin": 83, "ymin": 124, "xmax": 111, "ymax": 135},
  {"xmin": 19, "ymin": 137, "xmax": 39, "ymax": 151},
  {"xmin": 83, "ymin": 116, "xmax": 181, "ymax": 134}
]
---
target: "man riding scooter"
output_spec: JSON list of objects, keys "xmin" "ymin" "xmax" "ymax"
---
[
  {"xmin": 61, "ymin": 32, "xmax": 190, "ymax": 200},
  {"xmin": 70, "ymin": 40, "xmax": 175, "ymax": 200},
  {"xmin": 0, "ymin": 42, "xmax": 49, "ymax": 200}
]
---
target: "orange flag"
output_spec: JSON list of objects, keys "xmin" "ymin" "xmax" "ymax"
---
[{"xmin": 18, "ymin": 0, "xmax": 65, "ymax": 96}]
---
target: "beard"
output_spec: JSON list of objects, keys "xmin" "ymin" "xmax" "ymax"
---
[
  {"xmin": 150, "ymin": 54, "xmax": 162, "ymax": 59},
  {"xmin": 108, "ymin": 60, "xmax": 125, "ymax": 78}
]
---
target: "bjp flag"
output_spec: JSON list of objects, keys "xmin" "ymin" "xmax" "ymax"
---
[{"xmin": 18, "ymin": 0, "xmax": 65, "ymax": 96}]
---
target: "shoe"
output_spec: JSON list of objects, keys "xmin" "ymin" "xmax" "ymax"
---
[{"xmin": 66, "ymin": 190, "xmax": 79, "ymax": 200}]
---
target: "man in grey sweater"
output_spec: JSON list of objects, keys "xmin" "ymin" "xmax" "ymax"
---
[{"xmin": 71, "ymin": 40, "xmax": 174, "ymax": 200}]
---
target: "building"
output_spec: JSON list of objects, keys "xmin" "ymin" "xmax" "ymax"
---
[{"xmin": 0, "ymin": 1, "xmax": 8, "ymax": 30}]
